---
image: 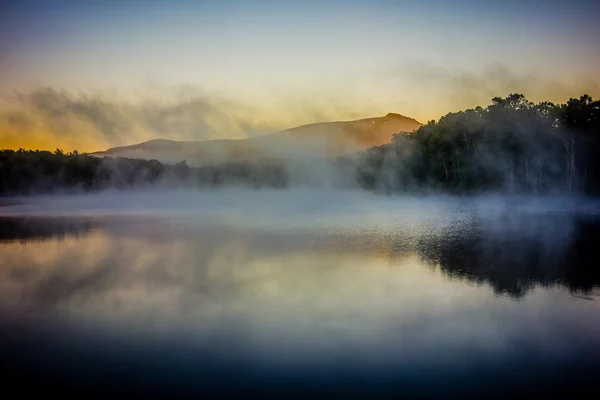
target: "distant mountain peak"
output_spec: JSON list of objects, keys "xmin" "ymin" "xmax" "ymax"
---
[
  {"xmin": 385, "ymin": 112, "xmax": 410, "ymax": 119},
  {"xmin": 92, "ymin": 112, "xmax": 423, "ymax": 164}
]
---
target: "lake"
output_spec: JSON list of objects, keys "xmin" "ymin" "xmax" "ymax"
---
[{"xmin": 1, "ymin": 191, "xmax": 599, "ymax": 398}]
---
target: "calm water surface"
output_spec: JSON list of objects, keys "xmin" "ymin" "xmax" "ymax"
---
[{"xmin": 1, "ymin": 192, "xmax": 599, "ymax": 398}]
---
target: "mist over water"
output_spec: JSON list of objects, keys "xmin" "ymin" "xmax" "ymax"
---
[{"xmin": 1, "ymin": 191, "xmax": 600, "ymax": 397}]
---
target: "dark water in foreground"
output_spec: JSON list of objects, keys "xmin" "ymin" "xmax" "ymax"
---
[{"xmin": 1, "ymin": 193, "xmax": 600, "ymax": 398}]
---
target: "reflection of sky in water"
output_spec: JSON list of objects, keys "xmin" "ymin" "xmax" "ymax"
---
[{"xmin": 1, "ymin": 195, "xmax": 600, "ymax": 396}]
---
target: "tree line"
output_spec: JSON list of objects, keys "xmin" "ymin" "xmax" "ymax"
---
[
  {"xmin": 0, "ymin": 93, "xmax": 598, "ymax": 196},
  {"xmin": 354, "ymin": 94, "xmax": 600, "ymax": 195},
  {"xmin": 0, "ymin": 149, "xmax": 288, "ymax": 195}
]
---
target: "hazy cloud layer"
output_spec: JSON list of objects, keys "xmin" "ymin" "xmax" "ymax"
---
[
  {"xmin": 389, "ymin": 62, "xmax": 600, "ymax": 120},
  {"xmin": 0, "ymin": 87, "xmax": 286, "ymax": 151},
  {"xmin": 0, "ymin": 86, "xmax": 381, "ymax": 152},
  {"xmin": 1, "ymin": 63, "xmax": 598, "ymax": 152}
]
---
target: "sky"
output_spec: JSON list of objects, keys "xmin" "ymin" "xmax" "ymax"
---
[{"xmin": 0, "ymin": 0, "xmax": 599, "ymax": 151}]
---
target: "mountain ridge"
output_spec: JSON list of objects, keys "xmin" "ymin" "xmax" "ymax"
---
[{"xmin": 91, "ymin": 113, "xmax": 422, "ymax": 165}]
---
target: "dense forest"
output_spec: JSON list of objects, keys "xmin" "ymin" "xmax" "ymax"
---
[
  {"xmin": 0, "ymin": 93, "xmax": 598, "ymax": 196},
  {"xmin": 355, "ymin": 94, "xmax": 600, "ymax": 195},
  {"xmin": 0, "ymin": 150, "xmax": 288, "ymax": 194}
]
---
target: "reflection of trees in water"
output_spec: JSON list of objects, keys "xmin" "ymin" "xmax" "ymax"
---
[
  {"xmin": 417, "ymin": 212, "xmax": 600, "ymax": 298},
  {"xmin": 0, "ymin": 217, "xmax": 98, "ymax": 242},
  {"xmin": 3, "ymin": 212, "xmax": 600, "ymax": 301}
]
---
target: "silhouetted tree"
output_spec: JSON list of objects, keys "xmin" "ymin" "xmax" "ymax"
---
[
  {"xmin": 353, "ymin": 93, "xmax": 600, "ymax": 195},
  {"xmin": 1, "ymin": 93, "xmax": 599, "ymax": 196},
  {"xmin": 0, "ymin": 150, "xmax": 289, "ymax": 195}
]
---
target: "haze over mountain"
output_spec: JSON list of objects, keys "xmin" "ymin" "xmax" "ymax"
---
[{"xmin": 91, "ymin": 113, "xmax": 422, "ymax": 165}]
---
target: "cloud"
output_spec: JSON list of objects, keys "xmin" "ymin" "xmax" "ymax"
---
[
  {"xmin": 383, "ymin": 61, "xmax": 600, "ymax": 121},
  {"xmin": 0, "ymin": 87, "xmax": 289, "ymax": 151},
  {"xmin": 0, "ymin": 86, "xmax": 386, "ymax": 152},
  {"xmin": 2, "ymin": 65, "xmax": 598, "ymax": 152}
]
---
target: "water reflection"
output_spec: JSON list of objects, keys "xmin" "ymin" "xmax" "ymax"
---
[
  {"xmin": 417, "ymin": 211, "xmax": 600, "ymax": 297},
  {"xmin": 1, "ymin": 210, "xmax": 599, "ymax": 397},
  {"xmin": 3, "ymin": 210, "xmax": 597, "ymax": 303}
]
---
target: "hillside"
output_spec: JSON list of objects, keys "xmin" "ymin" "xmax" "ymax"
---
[{"xmin": 91, "ymin": 113, "xmax": 422, "ymax": 165}]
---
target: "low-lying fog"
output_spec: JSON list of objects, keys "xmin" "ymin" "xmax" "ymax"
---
[{"xmin": 1, "ymin": 188, "xmax": 597, "ymax": 222}]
